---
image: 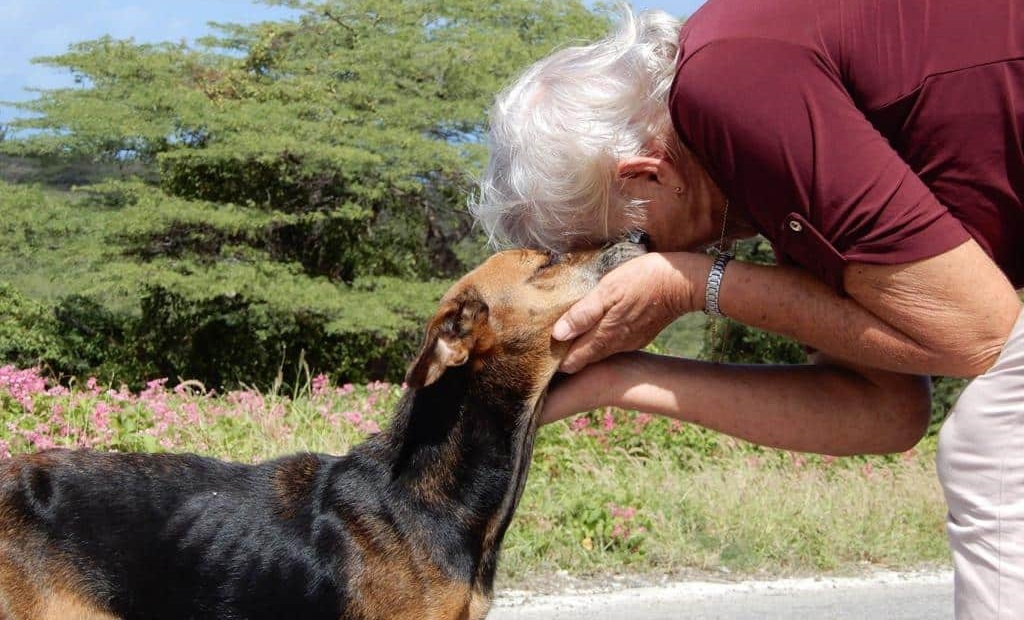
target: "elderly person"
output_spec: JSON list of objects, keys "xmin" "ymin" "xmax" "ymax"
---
[{"xmin": 471, "ymin": 1, "xmax": 1024, "ymax": 617}]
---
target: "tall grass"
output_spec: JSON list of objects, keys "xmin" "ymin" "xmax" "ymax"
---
[{"xmin": 0, "ymin": 365, "xmax": 948, "ymax": 587}]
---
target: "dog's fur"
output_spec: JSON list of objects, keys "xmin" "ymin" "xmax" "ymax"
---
[{"xmin": 0, "ymin": 242, "xmax": 643, "ymax": 620}]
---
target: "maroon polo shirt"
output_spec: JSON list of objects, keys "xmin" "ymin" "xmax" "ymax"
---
[{"xmin": 669, "ymin": 0, "xmax": 1024, "ymax": 292}]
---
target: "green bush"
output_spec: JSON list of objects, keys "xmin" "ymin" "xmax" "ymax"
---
[
  {"xmin": 50, "ymin": 294, "xmax": 153, "ymax": 382},
  {"xmin": 0, "ymin": 283, "xmax": 63, "ymax": 368},
  {"xmin": 929, "ymin": 376, "xmax": 967, "ymax": 433},
  {"xmin": 133, "ymin": 278, "xmax": 439, "ymax": 389},
  {"xmin": 127, "ymin": 260, "xmax": 448, "ymax": 387}
]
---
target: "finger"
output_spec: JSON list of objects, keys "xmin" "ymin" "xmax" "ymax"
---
[
  {"xmin": 553, "ymin": 290, "xmax": 608, "ymax": 341},
  {"xmin": 559, "ymin": 326, "xmax": 614, "ymax": 374}
]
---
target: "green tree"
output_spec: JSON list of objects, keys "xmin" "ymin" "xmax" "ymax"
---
[
  {"xmin": 8, "ymin": 0, "xmax": 608, "ymax": 280},
  {"xmin": 0, "ymin": 0, "xmax": 609, "ymax": 388}
]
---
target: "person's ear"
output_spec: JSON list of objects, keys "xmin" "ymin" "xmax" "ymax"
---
[
  {"xmin": 617, "ymin": 156, "xmax": 663, "ymax": 182},
  {"xmin": 617, "ymin": 156, "xmax": 685, "ymax": 192}
]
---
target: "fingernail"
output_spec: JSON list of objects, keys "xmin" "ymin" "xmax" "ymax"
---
[
  {"xmin": 552, "ymin": 320, "xmax": 573, "ymax": 341},
  {"xmin": 560, "ymin": 359, "xmax": 579, "ymax": 374}
]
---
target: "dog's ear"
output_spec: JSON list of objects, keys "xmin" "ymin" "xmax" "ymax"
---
[{"xmin": 405, "ymin": 292, "xmax": 490, "ymax": 389}]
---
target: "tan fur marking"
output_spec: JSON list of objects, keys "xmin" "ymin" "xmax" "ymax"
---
[
  {"xmin": 1, "ymin": 456, "xmax": 117, "ymax": 620},
  {"xmin": 272, "ymin": 452, "xmax": 320, "ymax": 519},
  {"xmin": 39, "ymin": 594, "xmax": 120, "ymax": 620},
  {"xmin": 0, "ymin": 547, "xmax": 117, "ymax": 620}
]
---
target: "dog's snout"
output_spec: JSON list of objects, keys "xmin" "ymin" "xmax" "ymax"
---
[{"xmin": 625, "ymin": 229, "xmax": 650, "ymax": 248}]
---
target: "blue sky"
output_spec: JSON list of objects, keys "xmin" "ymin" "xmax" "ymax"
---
[{"xmin": 0, "ymin": 0, "xmax": 707, "ymax": 125}]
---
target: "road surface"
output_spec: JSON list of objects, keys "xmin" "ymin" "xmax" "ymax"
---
[{"xmin": 489, "ymin": 570, "xmax": 953, "ymax": 619}]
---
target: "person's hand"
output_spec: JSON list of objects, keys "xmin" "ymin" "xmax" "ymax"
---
[{"xmin": 552, "ymin": 252, "xmax": 708, "ymax": 374}]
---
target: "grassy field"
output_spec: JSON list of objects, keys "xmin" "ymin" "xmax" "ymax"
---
[{"xmin": 0, "ymin": 364, "xmax": 949, "ymax": 588}]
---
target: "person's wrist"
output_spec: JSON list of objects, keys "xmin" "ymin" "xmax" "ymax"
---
[
  {"xmin": 590, "ymin": 352, "xmax": 633, "ymax": 410},
  {"xmin": 677, "ymin": 252, "xmax": 715, "ymax": 315},
  {"xmin": 543, "ymin": 357, "xmax": 621, "ymax": 424}
]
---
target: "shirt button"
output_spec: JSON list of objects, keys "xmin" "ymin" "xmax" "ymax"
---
[{"xmin": 788, "ymin": 220, "xmax": 803, "ymax": 232}]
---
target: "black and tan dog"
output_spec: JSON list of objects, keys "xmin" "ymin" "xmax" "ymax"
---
[{"xmin": 0, "ymin": 242, "xmax": 643, "ymax": 620}]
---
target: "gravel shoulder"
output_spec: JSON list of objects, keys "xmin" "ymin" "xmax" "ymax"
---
[{"xmin": 489, "ymin": 568, "xmax": 954, "ymax": 620}]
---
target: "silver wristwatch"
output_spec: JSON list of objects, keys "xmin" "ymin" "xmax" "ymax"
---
[{"xmin": 703, "ymin": 251, "xmax": 734, "ymax": 318}]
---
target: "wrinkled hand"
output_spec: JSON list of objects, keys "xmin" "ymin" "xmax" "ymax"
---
[{"xmin": 553, "ymin": 252, "xmax": 704, "ymax": 374}]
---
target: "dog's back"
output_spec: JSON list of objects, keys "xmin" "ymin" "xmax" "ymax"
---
[
  {"xmin": 0, "ymin": 449, "xmax": 356, "ymax": 619},
  {"xmin": 0, "ymin": 438, "xmax": 486, "ymax": 620}
]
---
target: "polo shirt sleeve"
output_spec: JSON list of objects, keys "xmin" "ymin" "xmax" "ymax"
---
[{"xmin": 671, "ymin": 38, "xmax": 971, "ymax": 292}]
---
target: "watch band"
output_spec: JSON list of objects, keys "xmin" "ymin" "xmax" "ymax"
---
[{"xmin": 703, "ymin": 251, "xmax": 734, "ymax": 318}]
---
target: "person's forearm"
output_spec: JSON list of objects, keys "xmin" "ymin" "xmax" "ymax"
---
[
  {"xmin": 713, "ymin": 258, "xmax": 940, "ymax": 372},
  {"xmin": 596, "ymin": 352, "xmax": 930, "ymax": 455},
  {"xmin": 667, "ymin": 245, "xmax": 1020, "ymax": 378}
]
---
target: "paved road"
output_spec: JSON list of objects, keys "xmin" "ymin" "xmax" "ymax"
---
[{"xmin": 489, "ymin": 570, "xmax": 953, "ymax": 619}]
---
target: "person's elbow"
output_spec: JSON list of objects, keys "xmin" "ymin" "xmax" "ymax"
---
[
  {"xmin": 942, "ymin": 334, "xmax": 1006, "ymax": 378},
  {"xmin": 877, "ymin": 374, "xmax": 932, "ymax": 454}
]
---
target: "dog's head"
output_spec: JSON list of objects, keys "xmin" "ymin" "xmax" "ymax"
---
[{"xmin": 405, "ymin": 241, "xmax": 645, "ymax": 405}]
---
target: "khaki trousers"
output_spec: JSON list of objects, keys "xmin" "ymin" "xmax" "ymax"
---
[{"xmin": 938, "ymin": 309, "xmax": 1024, "ymax": 619}]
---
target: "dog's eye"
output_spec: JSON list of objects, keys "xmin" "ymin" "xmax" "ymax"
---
[{"xmin": 538, "ymin": 252, "xmax": 564, "ymax": 271}]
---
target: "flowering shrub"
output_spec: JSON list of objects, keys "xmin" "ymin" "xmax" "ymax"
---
[
  {"xmin": 566, "ymin": 500, "xmax": 653, "ymax": 555},
  {"xmin": 0, "ymin": 366, "xmax": 399, "ymax": 463},
  {"xmin": 0, "ymin": 365, "xmax": 944, "ymax": 580}
]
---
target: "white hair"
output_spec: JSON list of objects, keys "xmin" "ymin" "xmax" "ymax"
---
[{"xmin": 470, "ymin": 7, "xmax": 683, "ymax": 250}]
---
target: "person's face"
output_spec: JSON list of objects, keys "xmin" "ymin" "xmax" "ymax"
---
[
  {"xmin": 615, "ymin": 152, "xmax": 752, "ymax": 253},
  {"xmin": 616, "ymin": 170, "xmax": 713, "ymax": 253}
]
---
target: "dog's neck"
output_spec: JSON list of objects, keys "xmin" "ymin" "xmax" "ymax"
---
[{"xmin": 372, "ymin": 364, "xmax": 543, "ymax": 591}]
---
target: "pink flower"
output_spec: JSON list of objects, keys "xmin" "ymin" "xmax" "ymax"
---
[
  {"xmin": 367, "ymin": 380, "xmax": 389, "ymax": 392},
  {"xmin": 91, "ymin": 402, "xmax": 113, "ymax": 433},
  {"xmin": 182, "ymin": 403, "xmax": 201, "ymax": 425},
  {"xmin": 106, "ymin": 387, "xmax": 132, "ymax": 402},
  {"xmin": 359, "ymin": 420, "xmax": 381, "ymax": 434},
  {"xmin": 0, "ymin": 439, "xmax": 11, "ymax": 459},
  {"xmin": 342, "ymin": 411, "xmax": 363, "ymax": 425},
  {"xmin": 569, "ymin": 417, "xmax": 591, "ymax": 432},
  {"xmin": 0, "ymin": 365, "xmax": 48, "ymax": 411},
  {"xmin": 23, "ymin": 425, "xmax": 56, "ymax": 451},
  {"xmin": 608, "ymin": 504, "xmax": 638, "ymax": 520},
  {"xmin": 633, "ymin": 413, "xmax": 654, "ymax": 431},
  {"xmin": 226, "ymin": 390, "xmax": 265, "ymax": 416},
  {"xmin": 46, "ymin": 385, "xmax": 69, "ymax": 397},
  {"xmin": 311, "ymin": 374, "xmax": 330, "ymax": 397}
]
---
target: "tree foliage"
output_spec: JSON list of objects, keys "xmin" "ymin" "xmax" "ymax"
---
[{"xmin": 0, "ymin": 0, "xmax": 609, "ymax": 387}]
